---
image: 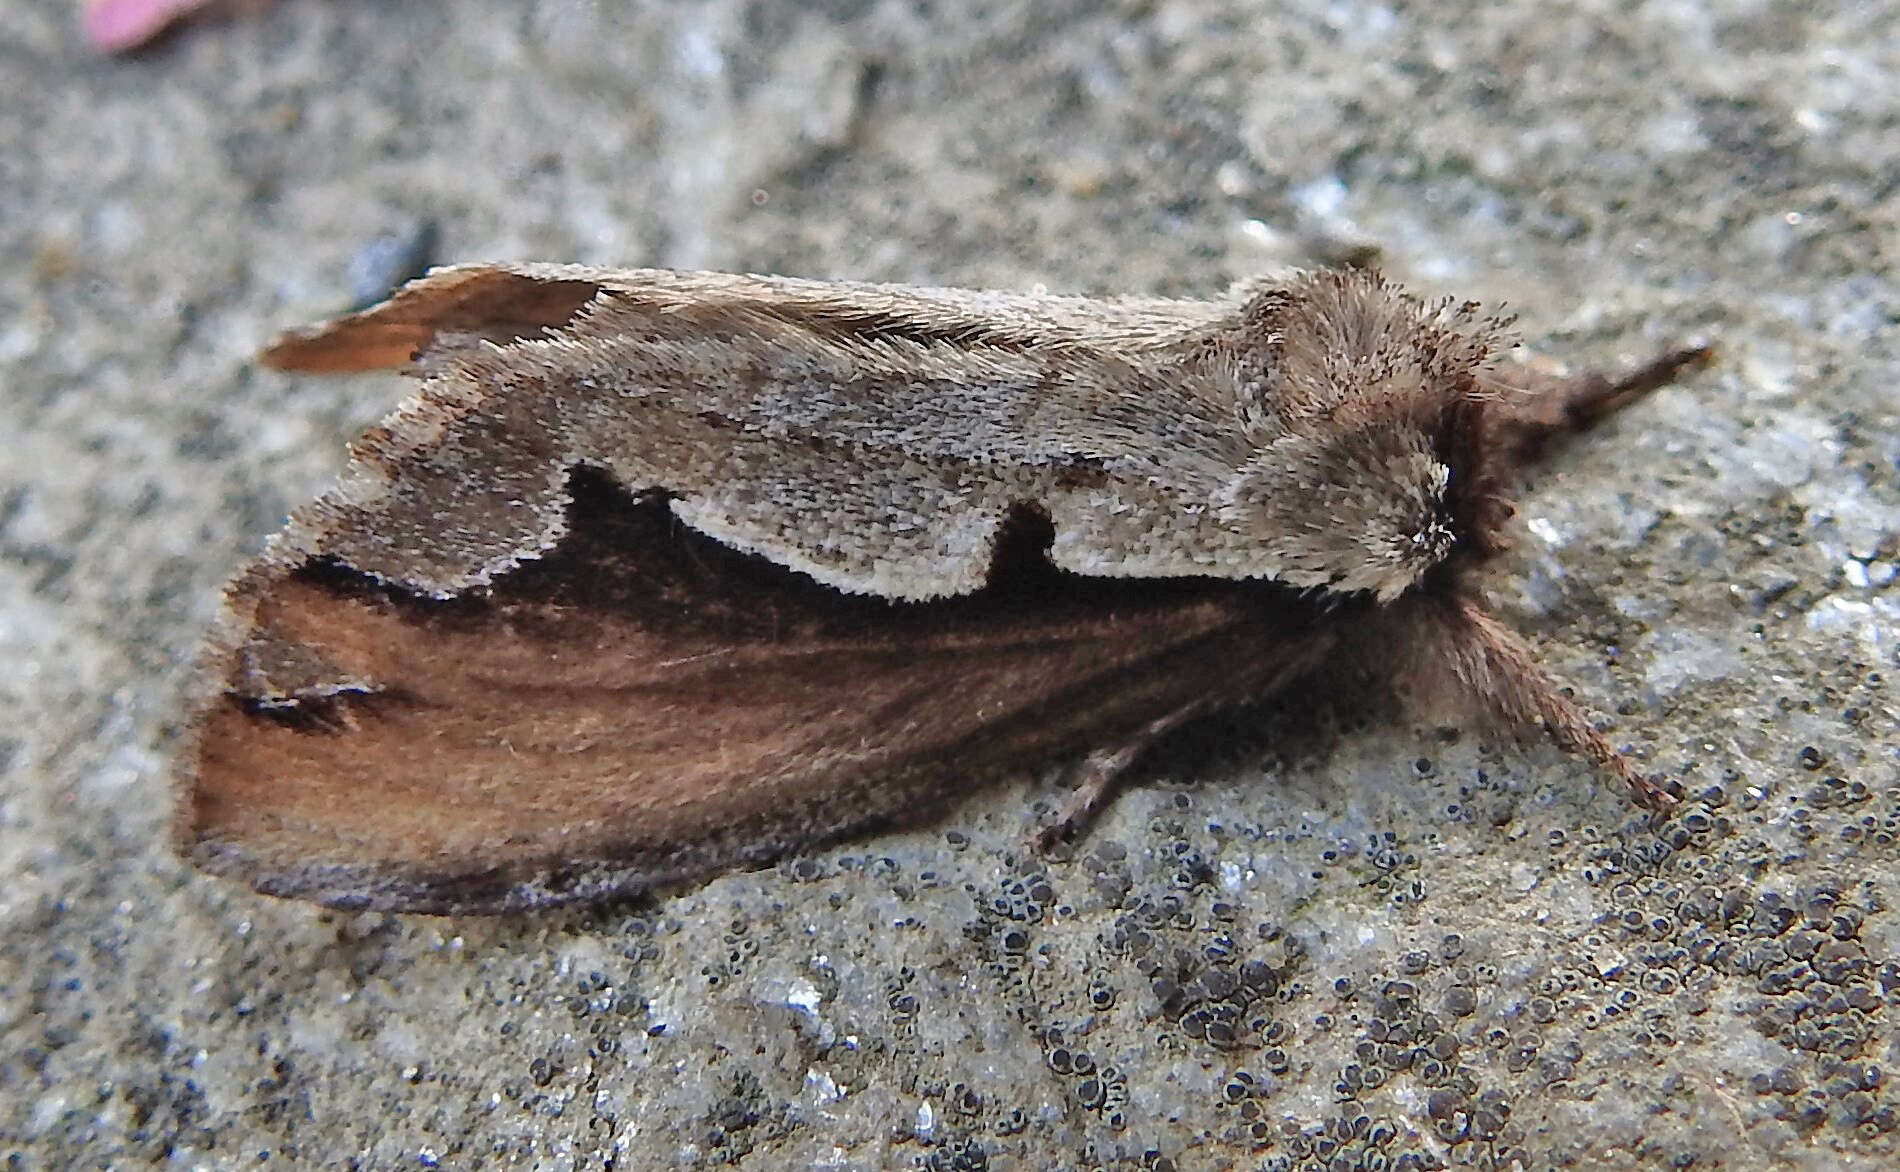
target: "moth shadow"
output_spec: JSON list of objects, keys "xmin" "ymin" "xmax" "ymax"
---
[{"xmin": 1115, "ymin": 651, "xmax": 1429, "ymax": 810}]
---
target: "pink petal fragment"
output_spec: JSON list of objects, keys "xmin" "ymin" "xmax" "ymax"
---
[{"xmin": 83, "ymin": 0, "xmax": 214, "ymax": 52}]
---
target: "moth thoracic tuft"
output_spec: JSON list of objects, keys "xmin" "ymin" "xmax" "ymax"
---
[{"xmin": 179, "ymin": 261, "xmax": 1711, "ymax": 913}]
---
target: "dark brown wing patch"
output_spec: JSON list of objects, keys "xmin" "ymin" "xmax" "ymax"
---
[{"xmin": 182, "ymin": 470, "xmax": 1343, "ymax": 912}]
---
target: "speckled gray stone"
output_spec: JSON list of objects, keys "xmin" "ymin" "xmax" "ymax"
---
[{"xmin": 3, "ymin": 2, "xmax": 1898, "ymax": 1169}]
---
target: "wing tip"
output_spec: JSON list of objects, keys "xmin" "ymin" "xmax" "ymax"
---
[
  {"xmin": 261, "ymin": 321, "xmax": 438, "ymax": 373},
  {"xmin": 258, "ymin": 262, "xmax": 609, "ymax": 374}
]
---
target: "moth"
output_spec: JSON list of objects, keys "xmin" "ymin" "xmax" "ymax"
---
[{"xmin": 177, "ymin": 262, "xmax": 1710, "ymax": 913}]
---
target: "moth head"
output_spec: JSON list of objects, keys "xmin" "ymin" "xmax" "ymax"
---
[
  {"xmin": 1215, "ymin": 269, "xmax": 1513, "ymax": 600},
  {"xmin": 1219, "ymin": 421, "xmax": 1459, "ymax": 601}
]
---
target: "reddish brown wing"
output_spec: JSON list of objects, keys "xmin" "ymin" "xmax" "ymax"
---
[
  {"xmin": 260, "ymin": 265, "xmax": 605, "ymax": 373},
  {"xmin": 180, "ymin": 471, "xmax": 1341, "ymax": 913}
]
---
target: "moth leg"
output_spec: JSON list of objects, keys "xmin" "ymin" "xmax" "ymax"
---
[
  {"xmin": 1489, "ymin": 344, "xmax": 1713, "ymax": 469},
  {"xmin": 1431, "ymin": 597, "xmax": 1678, "ymax": 810},
  {"xmin": 1028, "ymin": 702, "xmax": 1211, "ymax": 853}
]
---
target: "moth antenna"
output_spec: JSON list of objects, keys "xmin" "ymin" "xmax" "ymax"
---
[
  {"xmin": 1484, "ymin": 343, "xmax": 1715, "ymax": 477},
  {"xmin": 1424, "ymin": 597, "xmax": 1678, "ymax": 810},
  {"xmin": 1555, "ymin": 343, "xmax": 1715, "ymax": 428}
]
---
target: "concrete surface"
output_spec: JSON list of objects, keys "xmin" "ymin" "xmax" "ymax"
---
[{"xmin": 3, "ymin": 1, "xmax": 1897, "ymax": 1168}]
